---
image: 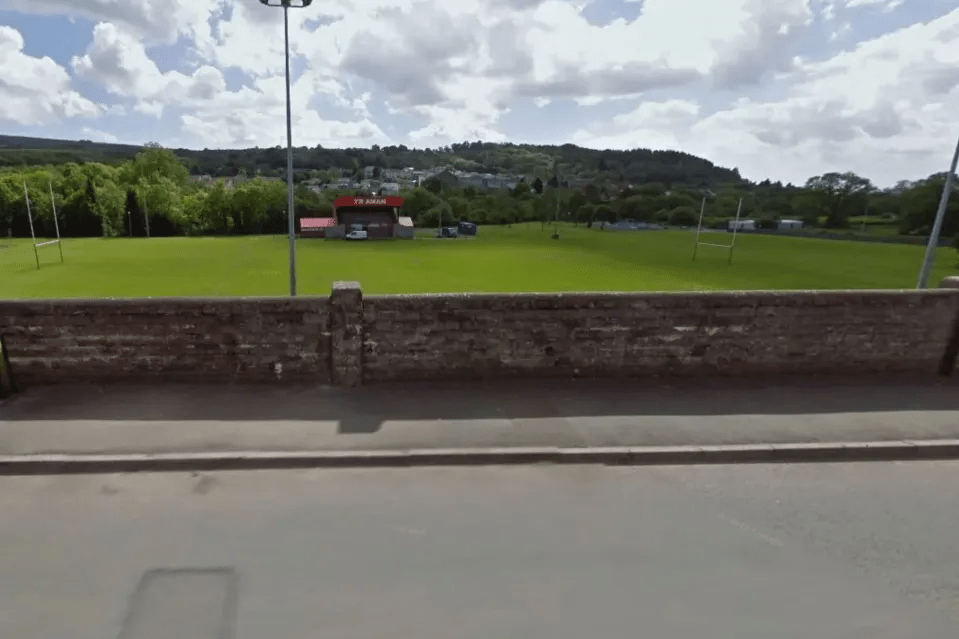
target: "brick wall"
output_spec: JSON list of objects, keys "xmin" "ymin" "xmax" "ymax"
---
[
  {"xmin": 1, "ymin": 282, "xmax": 958, "ymax": 391},
  {"xmin": 0, "ymin": 297, "xmax": 331, "ymax": 387},
  {"xmin": 361, "ymin": 289, "xmax": 959, "ymax": 382}
]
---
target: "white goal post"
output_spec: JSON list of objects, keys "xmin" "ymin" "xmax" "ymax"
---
[
  {"xmin": 23, "ymin": 180, "xmax": 64, "ymax": 270},
  {"xmin": 692, "ymin": 195, "xmax": 743, "ymax": 265}
]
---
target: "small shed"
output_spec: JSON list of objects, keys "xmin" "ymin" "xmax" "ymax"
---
[
  {"xmin": 396, "ymin": 216, "xmax": 415, "ymax": 239},
  {"xmin": 778, "ymin": 219, "xmax": 804, "ymax": 231},
  {"xmin": 728, "ymin": 219, "xmax": 756, "ymax": 232},
  {"xmin": 299, "ymin": 217, "xmax": 336, "ymax": 238}
]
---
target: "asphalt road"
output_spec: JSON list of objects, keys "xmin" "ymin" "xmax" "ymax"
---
[{"xmin": 3, "ymin": 462, "xmax": 959, "ymax": 638}]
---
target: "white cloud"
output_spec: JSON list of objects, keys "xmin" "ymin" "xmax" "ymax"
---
[
  {"xmin": 0, "ymin": 0, "xmax": 221, "ymax": 45},
  {"xmin": 71, "ymin": 22, "xmax": 226, "ymax": 109},
  {"xmin": 846, "ymin": 0, "xmax": 906, "ymax": 11},
  {"xmin": 3, "ymin": 0, "xmax": 959, "ymax": 186},
  {"xmin": 571, "ymin": 5, "xmax": 959, "ymax": 186},
  {"xmin": 0, "ymin": 26, "xmax": 101, "ymax": 125},
  {"xmin": 80, "ymin": 127, "xmax": 119, "ymax": 143}
]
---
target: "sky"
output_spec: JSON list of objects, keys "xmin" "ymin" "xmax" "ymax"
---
[{"xmin": 0, "ymin": 0, "xmax": 957, "ymax": 188}]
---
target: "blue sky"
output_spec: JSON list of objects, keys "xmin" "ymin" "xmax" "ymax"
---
[{"xmin": 0, "ymin": 0, "xmax": 957, "ymax": 187}]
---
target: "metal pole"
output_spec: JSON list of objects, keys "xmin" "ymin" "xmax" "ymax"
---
[
  {"xmin": 49, "ymin": 181, "xmax": 63, "ymax": 263},
  {"xmin": 554, "ymin": 161, "xmax": 560, "ymax": 224},
  {"xmin": 284, "ymin": 3, "xmax": 297, "ymax": 297},
  {"xmin": 728, "ymin": 197, "xmax": 743, "ymax": 265},
  {"xmin": 23, "ymin": 181, "xmax": 39, "ymax": 270},
  {"xmin": 144, "ymin": 187, "xmax": 150, "ymax": 237},
  {"xmin": 692, "ymin": 196, "xmax": 706, "ymax": 260},
  {"xmin": 917, "ymin": 134, "xmax": 959, "ymax": 289}
]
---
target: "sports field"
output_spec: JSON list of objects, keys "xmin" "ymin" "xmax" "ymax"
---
[{"xmin": 1, "ymin": 224, "xmax": 956, "ymax": 299}]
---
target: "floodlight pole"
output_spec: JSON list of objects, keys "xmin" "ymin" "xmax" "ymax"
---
[
  {"xmin": 283, "ymin": 5, "xmax": 296, "ymax": 296},
  {"xmin": 260, "ymin": 0, "xmax": 313, "ymax": 297},
  {"xmin": 917, "ymin": 134, "xmax": 959, "ymax": 289}
]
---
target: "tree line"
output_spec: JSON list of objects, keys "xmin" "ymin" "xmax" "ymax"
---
[{"xmin": 0, "ymin": 143, "xmax": 956, "ymax": 250}]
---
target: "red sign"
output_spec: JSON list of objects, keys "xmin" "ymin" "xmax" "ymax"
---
[{"xmin": 333, "ymin": 195, "xmax": 404, "ymax": 209}]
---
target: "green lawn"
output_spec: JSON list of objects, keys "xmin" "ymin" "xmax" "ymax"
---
[{"xmin": 1, "ymin": 224, "xmax": 956, "ymax": 299}]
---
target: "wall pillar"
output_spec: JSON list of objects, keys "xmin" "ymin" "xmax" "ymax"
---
[
  {"xmin": 0, "ymin": 335, "xmax": 15, "ymax": 398},
  {"xmin": 940, "ymin": 277, "xmax": 959, "ymax": 375},
  {"xmin": 330, "ymin": 281, "xmax": 363, "ymax": 386}
]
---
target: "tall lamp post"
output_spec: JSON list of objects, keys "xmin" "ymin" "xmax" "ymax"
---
[{"xmin": 259, "ymin": 0, "xmax": 312, "ymax": 297}]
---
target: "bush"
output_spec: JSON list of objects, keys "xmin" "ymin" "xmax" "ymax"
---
[{"xmin": 668, "ymin": 206, "xmax": 697, "ymax": 226}]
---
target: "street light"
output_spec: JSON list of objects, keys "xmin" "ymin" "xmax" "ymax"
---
[{"xmin": 259, "ymin": 0, "xmax": 313, "ymax": 297}]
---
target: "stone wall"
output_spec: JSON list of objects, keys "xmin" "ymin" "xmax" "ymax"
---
[
  {"xmin": 0, "ymin": 297, "xmax": 331, "ymax": 388},
  {"xmin": 362, "ymin": 289, "xmax": 959, "ymax": 382},
  {"xmin": 1, "ymin": 282, "xmax": 958, "ymax": 391}
]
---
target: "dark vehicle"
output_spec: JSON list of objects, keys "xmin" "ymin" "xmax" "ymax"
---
[
  {"xmin": 458, "ymin": 221, "xmax": 477, "ymax": 236},
  {"xmin": 437, "ymin": 226, "xmax": 459, "ymax": 238}
]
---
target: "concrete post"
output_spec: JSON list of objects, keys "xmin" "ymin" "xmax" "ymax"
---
[
  {"xmin": 939, "ymin": 276, "xmax": 959, "ymax": 290},
  {"xmin": 330, "ymin": 282, "xmax": 363, "ymax": 386},
  {"xmin": 940, "ymin": 277, "xmax": 959, "ymax": 375}
]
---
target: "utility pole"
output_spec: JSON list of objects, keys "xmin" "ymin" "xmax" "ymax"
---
[{"xmin": 917, "ymin": 134, "xmax": 959, "ymax": 289}]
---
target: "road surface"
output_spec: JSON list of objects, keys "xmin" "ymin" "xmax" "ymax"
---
[{"xmin": 3, "ymin": 462, "xmax": 959, "ymax": 638}]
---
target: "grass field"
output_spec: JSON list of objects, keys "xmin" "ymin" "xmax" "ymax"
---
[{"xmin": 1, "ymin": 224, "xmax": 956, "ymax": 299}]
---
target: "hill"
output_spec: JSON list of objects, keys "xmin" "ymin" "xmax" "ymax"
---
[{"xmin": 0, "ymin": 135, "xmax": 744, "ymax": 189}]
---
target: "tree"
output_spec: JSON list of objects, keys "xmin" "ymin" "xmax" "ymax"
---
[
  {"xmin": 804, "ymin": 172, "xmax": 872, "ymax": 229},
  {"xmin": 584, "ymin": 183, "xmax": 601, "ymax": 203},
  {"xmin": 897, "ymin": 173, "xmax": 959, "ymax": 238},
  {"xmin": 511, "ymin": 181, "xmax": 531, "ymax": 198},
  {"xmin": 93, "ymin": 180, "xmax": 127, "ymax": 237},
  {"xmin": 669, "ymin": 207, "xmax": 698, "ymax": 226},
  {"xmin": 532, "ymin": 177, "xmax": 543, "ymax": 195},
  {"xmin": 130, "ymin": 143, "xmax": 190, "ymax": 188},
  {"xmin": 568, "ymin": 190, "xmax": 587, "ymax": 225}
]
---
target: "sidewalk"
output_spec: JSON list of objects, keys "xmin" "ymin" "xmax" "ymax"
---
[{"xmin": 2, "ymin": 376, "xmax": 959, "ymax": 472}]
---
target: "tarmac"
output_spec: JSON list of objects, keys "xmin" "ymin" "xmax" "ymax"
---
[{"xmin": 2, "ymin": 375, "xmax": 959, "ymax": 474}]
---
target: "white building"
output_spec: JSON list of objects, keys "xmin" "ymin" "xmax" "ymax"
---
[
  {"xmin": 380, "ymin": 182, "xmax": 401, "ymax": 194},
  {"xmin": 778, "ymin": 219, "xmax": 804, "ymax": 230},
  {"xmin": 728, "ymin": 219, "xmax": 756, "ymax": 232}
]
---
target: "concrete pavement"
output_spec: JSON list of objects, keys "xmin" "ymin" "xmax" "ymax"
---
[
  {"xmin": 4, "ymin": 462, "xmax": 959, "ymax": 637},
  {"xmin": 2, "ymin": 376, "xmax": 959, "ymax": 472}
]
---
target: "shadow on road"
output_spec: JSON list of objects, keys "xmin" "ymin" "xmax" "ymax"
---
[{"xmin": 2, "ymin": 375, "xmax": 958, "ymax": 434}]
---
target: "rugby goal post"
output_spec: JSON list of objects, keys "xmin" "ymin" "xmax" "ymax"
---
[
  {"xmin": 692, "ymin": 196, "xmax": 743, "ymax": 265},
  {"xmin": 23, "ymin": 180, "xmax": 64, "ymax": 270}
]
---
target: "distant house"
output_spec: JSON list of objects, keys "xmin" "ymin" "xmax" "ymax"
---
[
  {"xmin": 380, "ymin": 182, "xmax": 401, "ymax": 195},
  {"xmin": 778, "ymin": 219, "xmax": 803, "ymax": 231},
  {"xmin": 728, "ymin": 219, "xmax": 757, "ymax": 232},
  {"xmin": 421, "ymin": 168, "xmax": 459, "ymax": 189}
]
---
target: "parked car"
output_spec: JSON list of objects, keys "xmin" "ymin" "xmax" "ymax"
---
[
  {"xmin": 345, "ymin": 225, "xmax": 368, "ymax": 240},
  {"xmin": 436, "ymin": 226, "xmax": 459, "ymax": 238},
  {"xmin": 458, "ymin": 221, "xmax": 477, "ymax": 236}
]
